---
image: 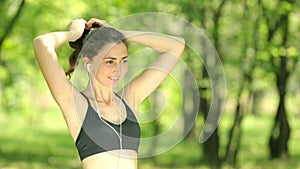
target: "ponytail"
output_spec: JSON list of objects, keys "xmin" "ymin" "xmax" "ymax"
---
[{"xmin": 65, "ymin": 28, "xmax": 91, "ymax": 79}]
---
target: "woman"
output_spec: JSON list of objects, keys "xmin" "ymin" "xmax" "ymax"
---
[{"xmin": 33, "ymin": 18, "xmax": 185, "ymax": 169}]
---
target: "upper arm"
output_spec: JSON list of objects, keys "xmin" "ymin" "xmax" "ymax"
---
[
  {"xmin": 33, "ymin": 36, "xmax": 74, "ymax": 112},
  {"xmin": 124, "ymin": 42, "xmax": 185, "ymax": 108},
  {"xmin": 34, "ymin": 36, "xmax": 85, "ymax": 139}
]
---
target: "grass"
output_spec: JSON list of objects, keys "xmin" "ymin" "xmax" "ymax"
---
[
  {"xmin": 0, "ymin": 112, "xmax": 80, "ymax": 169},
  {"xmin": 0, "ymin": 110, "xmax": 300, "ymax": 169}
]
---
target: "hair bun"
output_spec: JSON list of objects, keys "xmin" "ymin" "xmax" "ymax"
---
[{"xmin": 69, "ymin": 28, "xmax": 90, "ymax": 50}]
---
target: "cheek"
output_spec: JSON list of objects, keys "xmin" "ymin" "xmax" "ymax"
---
[
  {"xmin": 121, "ymin": 64, "xmax": 128, "ymax": 74},
  {"xmin": 96, "ymin": 66, "xmax": 110, "ymax": 78}
]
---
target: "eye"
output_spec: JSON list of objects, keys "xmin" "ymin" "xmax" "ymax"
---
[
  {"xmin": 105, "ymin": 60, "xmax": 114, "ymax": 64},
  {"xmin": 121, "ymin": 59, "xmax": 128, "ymax": 63}
]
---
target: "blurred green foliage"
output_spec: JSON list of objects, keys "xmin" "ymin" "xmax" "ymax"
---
[{"xmin": 0, "ymin": 0, "xmax": 300, "ymax": 168}]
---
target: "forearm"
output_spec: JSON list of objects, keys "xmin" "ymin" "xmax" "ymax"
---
[
  {"xmin": 34, "ymin": 31, "xmax": 79, "ymax": 49},
  {"xmin": 122, "ymin": 31, "xmax": 185, "ymax": 57}
]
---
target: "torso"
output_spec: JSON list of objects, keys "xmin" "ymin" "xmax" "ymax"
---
[
  {"xmin": 72, "ymin": 91, "xmax": 140, "ymax": 169},
  {"xmin": 81, "ymin": 150, "xmax": 137, "ymax": 169}
]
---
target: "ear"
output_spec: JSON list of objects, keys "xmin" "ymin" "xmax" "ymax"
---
[{"xmin": 83, "ymin": 56, "xmax": 92, "ymax": 68}]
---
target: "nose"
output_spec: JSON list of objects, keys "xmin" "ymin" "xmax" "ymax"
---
[{"xmin": 113, "ymin": 63, "xmax": 122, "ymax": 74}]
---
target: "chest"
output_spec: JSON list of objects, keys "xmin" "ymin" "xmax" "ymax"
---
[
  {"xmin": 92, "ymin": 101, "xmax": 127, "ymax": 125},
  {"xmin": 75, "ymin": 105, "xmax": 141, "ymax": 160}
]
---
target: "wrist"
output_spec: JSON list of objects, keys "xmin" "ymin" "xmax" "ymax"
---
[{"xmin": 68, "ymin": 31, "xmax": 82, "ymax": 42}]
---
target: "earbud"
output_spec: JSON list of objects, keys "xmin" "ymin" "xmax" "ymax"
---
[{"xmin": 87, "ymin": 63, "xmax": 91, "ymax": 72}]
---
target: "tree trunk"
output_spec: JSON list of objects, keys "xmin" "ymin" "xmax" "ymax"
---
[
  {"xmin": 180, "ymin": 1, "xmax": 225, "ymax": 168},
  {"xmin": 224, "ymin": 86, "xmax": 244, "ymax": 166},
  {"xmin": 201, "ymin": 1, "xmax": 226, "ymax": 168},
  {"xmin": 267, "ymin": 2, "xmax": 292, "ymax": 159},
  {"xmin": 200, "ymin": 68, "xmax": 221, "ymax": 169},
  {"xmin": 259, "ymin": 0, "xmax": 293, "ymax": 160},
  {"xmin": 203, "ymin": 129, "xmax": 220, "ymax": 169},
  {"xmin": 269, "ymin": 56, "xmax": 291, "ymax": 159}
]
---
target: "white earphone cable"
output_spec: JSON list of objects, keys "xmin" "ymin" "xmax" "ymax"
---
[
  {"xmin": 88, "ymin": 72, "xmax": 122, "ymax": 140},
  {"xmin": 88, "ymin": 69, "xmax": 124, "ymax": 168}
]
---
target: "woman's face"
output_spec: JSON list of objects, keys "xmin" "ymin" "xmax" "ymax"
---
[{"xmin": 92, "ymin": 42, "xmax": 128, "ymax": 89}]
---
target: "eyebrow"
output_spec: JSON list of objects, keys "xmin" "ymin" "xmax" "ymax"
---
[{"xmin": 103, "ymin": 56, "xmax": 128, "ymax": 60}]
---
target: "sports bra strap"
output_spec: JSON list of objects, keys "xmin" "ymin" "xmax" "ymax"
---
[{"xmin": 80, "ymin": 92, "xmax": 91, "ymax": 106}]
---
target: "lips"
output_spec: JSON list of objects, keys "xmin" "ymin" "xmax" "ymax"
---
[{"xmin": 109, "ymin": 76, "xmax": 119, "ymax": 81}]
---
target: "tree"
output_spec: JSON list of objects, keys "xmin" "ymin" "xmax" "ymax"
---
[
  {"xmin": 224, "ymin": 0, "xmax": 260, "ymax": 166},
  {"xmin": 180, "ymin": 0, "xmax": 226, "ymax": 168},
  {"xmin": 0, "ymin": 0, "xmax": 25, "ymax": 112},
  {"xmin": 259, "ymin": 0, "xmax": 298, "ymax": 159}
]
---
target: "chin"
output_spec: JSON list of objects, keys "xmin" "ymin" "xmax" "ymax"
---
[{"xmin": 111, "ymin": 83, "xmax": 119, "ymax": 89}]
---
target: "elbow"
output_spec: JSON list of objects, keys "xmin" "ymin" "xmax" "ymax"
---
[
  {"xmin": 174, "ymin": 37, "xmax": 185, "ymax": 57},
  {"xmin": 33, "ymin": 36, "xmax": 44, "ymax": 50},
  {"xmin": 33, "ymin": 35, "xmax": 51, "ymax": 53},
  {"xmin": 33, "ymin": 37, "xmax": 44, "ymax": 60},
  {"xmin": 33, "ymin": 35, "xmax": 48, "ymax": 45},
  {"xmin": 33, "ymin": 36, "xmax": 51, "ymax": 59},
  {"xmin": 177, "ymin": 37, "xmax": 185, "ymax": 46},
  {"xmin": 179, "ymin": 37, "xmax": 185, "ymax": 50},
  {"xmin": 165, "ymin": 37, "xmax": 185, "ymax": 58}
]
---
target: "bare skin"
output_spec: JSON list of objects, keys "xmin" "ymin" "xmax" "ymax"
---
[{"xmin": 33, "ymin": 18, "xmax": 185, "ymax": 169}]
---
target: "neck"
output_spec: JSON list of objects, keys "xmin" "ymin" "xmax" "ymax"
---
[{"xmin": 86, "ymin": 80, "xmax": 114, "ymax": 105}]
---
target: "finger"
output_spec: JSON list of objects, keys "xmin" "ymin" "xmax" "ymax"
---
[
  {"xmin": 86, "ymin": 18, "xmax": 99, "ymax": 28},
  {"xmin": 86, "ymin": 18, "xmax": 107, "ymax": 28}
]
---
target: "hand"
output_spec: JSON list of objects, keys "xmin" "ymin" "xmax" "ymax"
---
[
  {"xmin": 85, "ymin": 18, "xmax": 107, "ymax": 29},
  {"xmin": 68, "ymin": 18, "xmax": 86, "ymax": 41}
]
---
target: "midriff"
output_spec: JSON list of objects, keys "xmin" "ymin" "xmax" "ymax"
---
[{"xmin": 81, "ymin": 149, "xmax": 137, "ymax": 169}]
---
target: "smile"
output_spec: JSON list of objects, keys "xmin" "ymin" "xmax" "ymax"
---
[{"xmin": 109, "ymin": 76, "xmax": 119, "ymax": 81}]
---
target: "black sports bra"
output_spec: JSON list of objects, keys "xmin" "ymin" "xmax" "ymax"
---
[{"xmin": 75, "ymin": 93, "xmax": 140, "ymax": 160}]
